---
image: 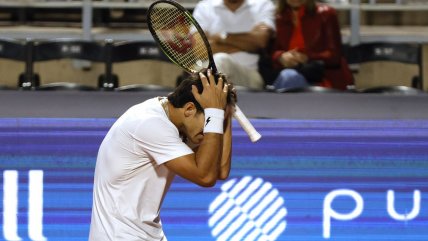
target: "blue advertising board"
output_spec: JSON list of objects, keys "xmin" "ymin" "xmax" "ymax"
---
[{"xmin": 1, "ymin": 118, "xmax": 428, "ymax": 240}]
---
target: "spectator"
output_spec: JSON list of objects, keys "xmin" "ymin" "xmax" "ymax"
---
[
  {"xmin": 271, "ymin": 0, "xmax": 353, "ymax": 90},
  {"xmin": 192, "ymin": 0, "xmax": 275, "ymax": 90}
]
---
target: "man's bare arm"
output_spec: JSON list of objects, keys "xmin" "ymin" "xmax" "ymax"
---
[
  {"xmin": 218, "ymin": 110, "xmax": 232, "ymax": 180},
  {"xmin": 209, "ymin": 42, "xmax": 241, "ymax": 54},
  {"xmin": 165, "ymin": 72, "xmax": 229, "ymax": 187},
  {"xmin": 165, "ymin": 133, "xmax": 222, "ymax": 187},
  {"xmin": 209, "ymin": 23, "xmax": 273, "ymax": 53}
]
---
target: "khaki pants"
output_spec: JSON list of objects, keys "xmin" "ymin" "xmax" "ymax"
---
[{"xmin": 213, "ymin": 53, "xmax": 264, "ymax": 90}]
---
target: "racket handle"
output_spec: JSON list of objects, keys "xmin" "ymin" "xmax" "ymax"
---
[{"xmin": 232, "ymin": 105, "xmax": 261, "ymax": 143}]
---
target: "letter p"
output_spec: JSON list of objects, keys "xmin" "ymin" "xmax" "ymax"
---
[{"xmin": 323, "ymin": 189, "xmax": 364, "ymax": 239}]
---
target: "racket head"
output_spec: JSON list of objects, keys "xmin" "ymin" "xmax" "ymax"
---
[{"xmin": 147, "ymin": 0, "xmax": 217, "ymax": 74}]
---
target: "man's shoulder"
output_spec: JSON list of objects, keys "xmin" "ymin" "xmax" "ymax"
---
[
  {"xmin": 249, "ymin": 0, "xmax": 273, "ymax": 4},
  {"xmin": 127, "ymin": 97, "xmax": 160, "ymax": 114},
  {"xmin": 247, "ymin": 0, "xmax": 275, "ymax": 15},
  {"xmin": 123, "ymin": 99, "xmax": 170, "ymax": 128},
  {"xmin": 129, "ymin": 113, "xmax": 176, "ymax": 143},
  {"xmin": 193, "ymin": 0, "xmax": 212, "ymax": 18},
  {"xmin": 248, "ymin": 0, "xmax": 274, "ymax": 7},
  {"xmin": 195, "ymin": 0, "xmax": 214, "ymax": 8}
]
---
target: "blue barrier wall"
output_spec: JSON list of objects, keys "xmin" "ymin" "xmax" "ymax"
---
[{"xmin": 1, "ymin": 118, "xmax": 428, "ymax": 241}]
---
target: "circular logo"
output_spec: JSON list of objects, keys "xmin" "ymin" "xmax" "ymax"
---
[
  {"xmin": 196, "ymin": 59, "xmax": 203, "ymax": 67},
  {"xmin": 208, "ymin": 176, "xmax": 287, "ymax": 241}
]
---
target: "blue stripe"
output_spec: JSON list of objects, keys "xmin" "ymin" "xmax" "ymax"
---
[{"xmin": 0, "ymin": 118, "xmax": 427, "ymax": 240}]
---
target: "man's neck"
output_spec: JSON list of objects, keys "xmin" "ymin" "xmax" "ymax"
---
[
  {"xmin": 166, "ymin": 102, "xmax": 179, "ymax": 127},
  {"xmin": 224, "ymin": 0, "xmax": 245, "ymax": 12}
]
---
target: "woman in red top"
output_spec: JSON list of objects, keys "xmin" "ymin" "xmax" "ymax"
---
[{"xmin": 272, "ymin": 0, "xmax": 353, "ymax": 90}]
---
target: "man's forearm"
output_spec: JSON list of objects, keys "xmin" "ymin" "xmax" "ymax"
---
[
  {"xmin": 208, "ymin": 24, "xmax": 272, "ymax": 53},
  {"xmin": 194, "ymin": 133, "xmax": 223, "ymax": 185},
  {"xmin": 222, "ymin": 32, "xmax": 264, "ymax": 52},
  {"xmin": 210, "ymin": 42, "xmax": 241, "ymax": 54},
  {"xmin": 218, "ymin": 116, "xmax": 232, "ymax": 180},
  {"xmin": 222, "ymin": 25, "xmax": 272, "ymax": 52}
]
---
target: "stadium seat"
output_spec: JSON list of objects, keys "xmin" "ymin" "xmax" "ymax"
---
[
  {"xmin": 24, "ymin": 39, "xmax": 105, "ymax": 91},
  {"xmin": 101, "ymin": 40, "xmax": 176, "ymax": 91},
  {"xmin": 275, "ymin": 86, "xmax": 343, "ymax": 93},
  {"xmin": 361, "ymin": 85, "xmax": 424, "ymax": 94},
  {"xmin": 0, "ymin": 38, "xmax": 27, "ymax": 90},
  {"xmin": 344, "ymin": 42, "xmax": 423, "ymax": 93}
]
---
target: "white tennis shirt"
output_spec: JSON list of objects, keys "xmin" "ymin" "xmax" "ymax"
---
[
  {"xmin": 89, "ymin": 97, "xmax": 193, "ymax": 241},
  {"xmin": 193, "ymin": 0, "xmax": 275, "ymax": 70}
]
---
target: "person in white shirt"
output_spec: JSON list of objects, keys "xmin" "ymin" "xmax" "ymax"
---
[
  {"xmin": 89, "ymin": 69, "xmax": 235, "ymax": 241},
  {"xmin": 193, "ymin": 0, "xmax": 275, "ymax": 90}
]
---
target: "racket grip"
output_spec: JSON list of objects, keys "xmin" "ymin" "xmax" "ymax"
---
[{"xmin": 232, "ymin": 105, "xmax": 261, "ymax": 143}]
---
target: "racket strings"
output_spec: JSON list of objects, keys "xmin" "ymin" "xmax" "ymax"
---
[{"xmin": 150, "ymin": 4, "xmax": 209, "ymax": 72}]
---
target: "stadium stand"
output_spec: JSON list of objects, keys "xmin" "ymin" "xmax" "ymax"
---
[
  {"xmin": 344, "ymin": 42, "xmax": 424, "ymax": 92},
  {"xmin": 26, "ymin": 39, "xmax": 105, "ymax": 90},
  {"xmin": 101, "ymin": 39, "xmax": 176, "ymax": 91},
  {"xmin": 0, "ymin": 0, "xmax": 427, "ymax": 91},
  {"xmin": 0, "ymin": 38, "xmax": 26, "ymax": 90}
]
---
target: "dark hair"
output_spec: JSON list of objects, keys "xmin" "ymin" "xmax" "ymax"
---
[{"xmin": 168, "ymin": 69, "xmax": 232, "ymax": 112}]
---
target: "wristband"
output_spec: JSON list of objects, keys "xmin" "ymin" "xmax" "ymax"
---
[{"xmin": 203, "ymin": 108, "xmax": 225, "ymax": 134}]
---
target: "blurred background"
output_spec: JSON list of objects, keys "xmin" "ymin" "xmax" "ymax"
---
[
  {"xmin": 0, "ymin": 0, "xmax": 427, "ymax": 91},
  {"xmin": 0, "ymin": 1, "xmax": 428, "ymax": 241}
]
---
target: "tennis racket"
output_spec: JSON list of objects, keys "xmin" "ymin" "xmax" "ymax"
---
[{"xmin": 147, "ymin": 0, "xmax": 261, "ymax": 142}]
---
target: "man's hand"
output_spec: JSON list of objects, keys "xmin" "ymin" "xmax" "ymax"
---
[{"xmin": 192, "ymin": 69, "xmax": 228, "ymax": 110}]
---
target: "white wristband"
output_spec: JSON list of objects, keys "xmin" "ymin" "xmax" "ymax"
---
[{"xmin": 203, "ymin": 108, "xmax": 225, "ymax": 134}]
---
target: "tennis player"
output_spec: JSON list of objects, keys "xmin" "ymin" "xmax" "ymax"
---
[{"xmin": 89, "ymin": 69, "xmax": 235, "ymax": 241}]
